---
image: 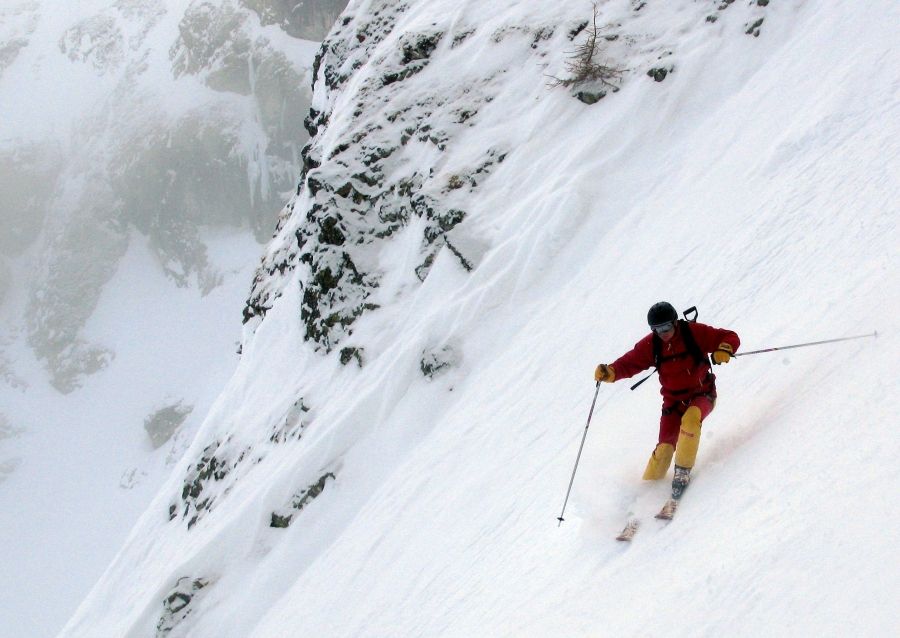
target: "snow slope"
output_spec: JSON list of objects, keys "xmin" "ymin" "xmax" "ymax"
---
[
  {"xmin": 63, "ymin": 0, "xmax": 899, "ymax": 636},
  {"xmin": 0, "ymin": 232, "xmax": 261, "ymax": 638}
]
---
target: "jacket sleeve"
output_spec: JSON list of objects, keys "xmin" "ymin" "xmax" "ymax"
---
[
  {"xmin": 610, "ymin": 334, "xmax": 656, "ymax": 380},
  {"xmin": 691, "ymin": 322, "xmax": 740, "ymax": 354}
]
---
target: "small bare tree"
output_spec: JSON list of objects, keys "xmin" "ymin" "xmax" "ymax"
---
[{"xmin": 548, "ymin": 3, "xmax": 622, "ymax": 89}]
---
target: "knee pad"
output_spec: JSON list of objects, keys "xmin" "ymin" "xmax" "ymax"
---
[
  {"xmin": 642, "ymin": 443, "xmax": 674, "ymax": 480},
  {"xmin": 674, "ymin": 406, "xmax": 702, "ymax": 469}
]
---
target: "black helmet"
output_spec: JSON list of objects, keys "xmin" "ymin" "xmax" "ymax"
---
[{"xmin": 647, "ymin": 301, "xmax": 677, "ymax": 328}]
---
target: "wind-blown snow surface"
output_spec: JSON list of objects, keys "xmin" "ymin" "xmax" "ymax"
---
[{"xmin": 64, "ymin": 1, "xmax": 898, "ymax": 636}]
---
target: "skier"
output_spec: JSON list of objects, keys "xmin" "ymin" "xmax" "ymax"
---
[{"xmin": 594, "ymin": 302, "xmax": 740, "ymax": 500}]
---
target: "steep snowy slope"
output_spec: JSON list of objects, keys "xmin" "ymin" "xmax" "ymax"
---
[{"xmin": 63, "ymin": 0, "xmax": 898, "ymax": 636}]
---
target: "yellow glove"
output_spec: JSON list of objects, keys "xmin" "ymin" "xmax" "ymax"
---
[
  {"xmin": 712, "ymin": 343, "xmax": 733, "ymax": 365},
  {"xmin": 594, "ymin": 364, "xmax": 616, "ymax": 383}
]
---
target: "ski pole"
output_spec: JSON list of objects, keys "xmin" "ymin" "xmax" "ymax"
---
[
  {"xmin": 557, "ymin": 382, "xmax": 602, "ymax": 527},
  {"xmin": 630, "ymin": 331, "xmax": 877, "ymax": 391},
  {"xmin": 732, "ymin": 331, "xmax": 877, "ymax": 357}
]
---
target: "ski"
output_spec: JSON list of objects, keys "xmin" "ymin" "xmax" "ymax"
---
[
  {"xmin": 619, "ymin": 464, "xmax": 690, "ymax": 537},
  {"xmin": 616, "ymin": 517, "xmax": 640, "ymax": 541},
  {"xmin": 654, "ymin": 498, "xmax": 679, "ymax": 520}
]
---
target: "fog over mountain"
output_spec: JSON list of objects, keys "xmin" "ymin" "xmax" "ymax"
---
[{"xmin": 1, "ymin": 0, "xmax": 347, "ymax": 392}]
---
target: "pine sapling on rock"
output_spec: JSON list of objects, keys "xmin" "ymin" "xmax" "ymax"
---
[{"xmin": 549, "ymin": 3, "xmax": 623, "ymax": 104}]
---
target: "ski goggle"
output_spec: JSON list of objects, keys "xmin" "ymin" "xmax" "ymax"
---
[{"xmin": 651, "ymin": 321, "xmax": 676, "ymax": 334}]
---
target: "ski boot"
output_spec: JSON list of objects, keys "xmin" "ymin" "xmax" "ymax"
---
[
  {"xmin": 671, "ymin": 464, "xmax": 692, "ymax": 500},
  {"xmin": 655, "ymin": 465, "xmax": 692, "ymax": 520}
]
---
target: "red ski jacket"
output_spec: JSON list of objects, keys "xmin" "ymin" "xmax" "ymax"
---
[{"xmin": 611, "ymin": 322, "xmax": 740, "ymax": 404}]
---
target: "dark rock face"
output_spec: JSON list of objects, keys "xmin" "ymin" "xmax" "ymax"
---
[
  {"xmin": 157, "ymin": 576, "xmax": 211, "ymax": 635},
  {"xmin": 647, "ymin": 67, "xmax": 671, "ymax": 82},
  {"xmin": 243, "ymin": 3, "xmax": 512, "ymax": 353},
  {"xmin": 144, "ymin": 402, "xmax": 194, "ymax": 449},
  {"xmin": 420, "ymin": 345, "xmax": 459, "ymax": 379},
  {"xmin": 170, "ymin": 396, "xmax": 312, "ymax": 529},
  {"xmin": 269, "ymin": 472, "xmax": 336, "ymax": 527},
  {"xmin": 241, "ymin": 0, "xmax": 349, "ymax": 41}
]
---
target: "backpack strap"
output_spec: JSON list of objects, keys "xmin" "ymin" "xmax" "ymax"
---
[
  {"xmin": 652, "ymin": 331, "xmax": 662, "ymax": 368},
  {"xmin": 679, "ymin": 320, "xmax": 711, "ymax": 367}
]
